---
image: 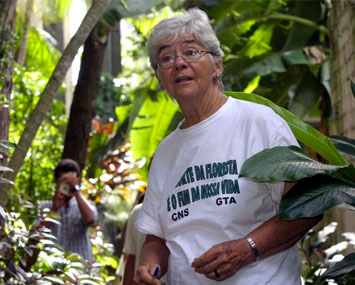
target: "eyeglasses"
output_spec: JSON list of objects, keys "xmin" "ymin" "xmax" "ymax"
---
[{"xmin": 156, "ymin": 49, "xmax": 212, "ymax": 69}]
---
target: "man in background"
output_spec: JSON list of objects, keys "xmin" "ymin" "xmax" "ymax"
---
[{"xmin": 38, "ymin": 158, "xmax": 98, "ymax": 262}]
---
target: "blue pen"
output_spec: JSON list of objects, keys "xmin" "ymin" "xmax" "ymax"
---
[{"xmin": 153, "ymin": 266, "xmax": 159, "ymax": 278}]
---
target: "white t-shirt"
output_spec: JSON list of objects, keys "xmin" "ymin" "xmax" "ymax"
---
[{"xmin": 136, "ymin": 97, "xmax": 301, "ymax": 284}]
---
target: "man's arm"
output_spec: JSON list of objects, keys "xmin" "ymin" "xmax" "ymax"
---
[
  {"xmin": 133, "ymin": 234, "xmax": 170, "ymax": 285},
  {"xmin": 60, "ymin": 172, "xmax": 97, "ymax": 225},
  {"xmin": 73, "ymin": 191, "xmax": 96, "ymax": 225}
]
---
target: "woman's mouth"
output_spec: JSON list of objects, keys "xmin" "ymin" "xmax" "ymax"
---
[{"xmin": 175, "ymin": 76, "xmax": 193, "ymax": 83}]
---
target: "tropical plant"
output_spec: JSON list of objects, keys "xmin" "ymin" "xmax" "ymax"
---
[{"xmin": 0, "ymin": 203, "xmax": 114, "ymax": 284}]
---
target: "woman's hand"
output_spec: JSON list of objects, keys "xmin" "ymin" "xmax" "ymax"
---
[
  {"xmin": 133, "ymin": 264, "xmax": 161, "ymax": 285},
  {"xmin": 191, "ymin": 238, "xmax": 254, "ymax": 281}
]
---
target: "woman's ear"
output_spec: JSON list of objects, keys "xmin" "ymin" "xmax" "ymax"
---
[{"xmin": 214, "ymin": 59, "xmax": 223, "ymax": 78}]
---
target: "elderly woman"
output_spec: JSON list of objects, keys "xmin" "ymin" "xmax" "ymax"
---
[{"xmin": 134, "ymin": 8, "xmax": 321, "ymax": 285}]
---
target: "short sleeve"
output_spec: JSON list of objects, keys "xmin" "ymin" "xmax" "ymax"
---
[{"xmin": 136, "ymin": 158, "xmax": 165, "ymax": 239}]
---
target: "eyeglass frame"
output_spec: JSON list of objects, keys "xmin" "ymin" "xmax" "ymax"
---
[{"xmin": 155, "ymin": 49, "xmax": 214, "ymax": 69}]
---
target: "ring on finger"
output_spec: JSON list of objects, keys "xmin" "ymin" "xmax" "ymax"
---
[{"xmin": 214, "ymin": 268, "xmax": 221, "ymax": 278}]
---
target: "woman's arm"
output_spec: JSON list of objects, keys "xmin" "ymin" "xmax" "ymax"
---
[
  {"xmin": 123, "ymin": 253, "xmax": 136, "ymax": 285},
  {"xmin": 191, "ymin": 182, "xmax": 322, "ymax": 281},
  {"xmin": 133, "ymin": 234, "xmax": 170, "ymax": 285}
]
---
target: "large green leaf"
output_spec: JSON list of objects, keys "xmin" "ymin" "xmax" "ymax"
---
[
  {"xmin": 320, "ymin": 253, "xmax": 355, "ymax": 280},
  {"xmin": 115, "ymin": 104, "xmax": 132, "ymax": 125},
  {"xmin": 239, "ymin": 146, "xmax": 349, "ymax": 182},
  {"xmin": 279, "ymin": 175, "xmax": 355, "ymax": 219},
  {"xmin": 329, "ymin": 136, "xmax": 355, "ymax": 159},
  {"xmin": 225, "ymin": 91, "xmax": 347, "ymax": 165}
]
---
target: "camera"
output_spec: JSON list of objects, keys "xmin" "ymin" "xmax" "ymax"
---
[{"xmin": 59, "ymin": 182, "xmax": 70, "ymax": 195}]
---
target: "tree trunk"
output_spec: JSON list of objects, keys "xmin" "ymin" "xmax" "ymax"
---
[
  {"xmin": 0, "ymin": 0, "xmax": 16, "ymax": 143},
  {"xmin": 0, "ymin": 0, "xmax": 111, "ymax": 206},
  {"xmin": 16, "ymin": 0, "xmax": 34, "ymax": 66},
  {"xmin": 328, "ymin": 0, "xmax": 355, "ymax": 249},
  {"xmin": 62, "ymin": 31, "xmax": 107, "ymax": 172}
]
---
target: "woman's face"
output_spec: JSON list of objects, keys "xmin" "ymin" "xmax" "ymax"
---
[{"xmin": 155, "ymin": 35, "xmax": 222, "ymax": 103}]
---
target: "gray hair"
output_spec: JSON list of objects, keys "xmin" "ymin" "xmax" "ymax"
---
[{"xmin": 146, "ymin": 8, "xmax": 224, "ymax": 91}]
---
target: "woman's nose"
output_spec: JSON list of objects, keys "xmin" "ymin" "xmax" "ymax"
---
[{"xmin": 174, "ymin": 55, "xmax": 188, "ymax": 69}]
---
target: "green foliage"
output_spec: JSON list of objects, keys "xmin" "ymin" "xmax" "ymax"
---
[
  {"xmin": 130, "ymin": 87, "xmax": 181, "ymax": 161},
  {"xmin": 14, "ymin": 16, "xmax": 60, "ymax": 77},
  {"xmin": 0, "ymin": 204, "xmax": 113, "ymax": 284},
  {"xmin": 90, "ymin": 229, "xmax": 119, "ymax": 282},
  {"xmin": 203, "ymin": 0, "xmax": 330, "ymax": 121},
  {"xmin": 9, "ymin": 65, "xmax": 67, "ymax": 214}
]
